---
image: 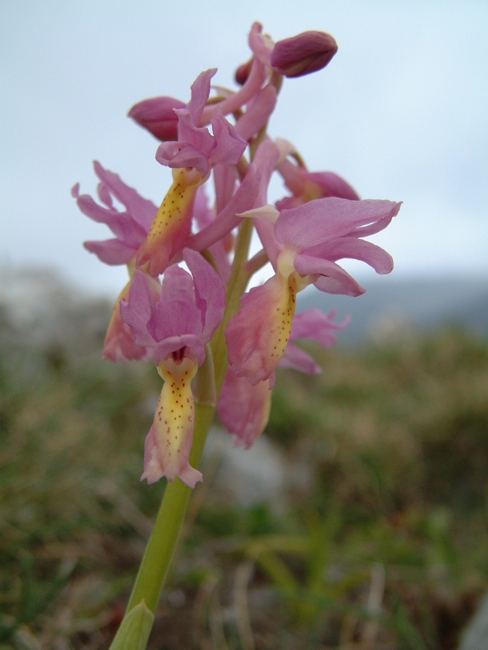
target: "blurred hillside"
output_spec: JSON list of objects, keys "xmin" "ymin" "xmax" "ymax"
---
[
  {"xmin": 1, "ymin": 266, "xmax": 488, "ymax": 649},
  {"xmin": 298, "ymin": 276, "xmax": 488, "ymax": 343}
]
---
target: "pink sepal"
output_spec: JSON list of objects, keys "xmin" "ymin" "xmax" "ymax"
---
[
  {"xmin": 103, "ymin": 278, "xmax": 153, "ymax": 362},
  {"xmin": 120, "ymin": 253, "xmax": 225, "ymax": 363},
  {"xmin": 248, "ymin": 22, "xmax": 273, "ymax": 67},
  {"xmin": 218, "ymin": 367, "xmax": 272, "ymax": 449},
  {"xmin": 73, "ymin": 162, "xmax": 157, "ymax": 267},
  {"xmin": 275, "ymin": 198, "xmax": 401, "ymax": 252},
  {"xmin": 102, "ymin": 310, "xmax": 148, "ymax": 362},
  {"xmin": 156, "ymin": 70, "xmax": 246, "ymax": 176},
  {"xmin": 294, "ymin": 254, "xmax": 365, "ymax": 296},
  {"xmin": 83, "ymin": 238, "xmax": 135, "ymax": 266}
]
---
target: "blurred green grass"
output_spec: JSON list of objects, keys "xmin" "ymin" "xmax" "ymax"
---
[{"xmin": 1, "ymin": 324, "xmax": 488, "ymax": 649}]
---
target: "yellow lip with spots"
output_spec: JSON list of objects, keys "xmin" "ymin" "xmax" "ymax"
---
[{"xmin": 137, "ymin": 167, "xmax": 202, "ymax": 277}]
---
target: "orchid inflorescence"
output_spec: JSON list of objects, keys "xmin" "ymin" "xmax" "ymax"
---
[{"xmin": 73, "ymin": 22, "xmax": 400, "ymax": 491}]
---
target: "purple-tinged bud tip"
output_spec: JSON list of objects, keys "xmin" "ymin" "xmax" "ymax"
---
[
  {"xmin": 128, "ymin": 96, "xmax": 186, "ymax": 141},
  {"xmin": 270, "ymin": 31, "xmax": 338, "ymax": 78}
]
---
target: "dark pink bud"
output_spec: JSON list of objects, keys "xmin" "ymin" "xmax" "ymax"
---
[
  {"xmin": 128, "ymin": 96, "xmax": 186, "ymax": 141},
  {"xmin": 235, "ymin": 58, "xmax": 253, "ymax": 86},
  {"xmin": 270, "ymin": 31, "xmax": 338, "ymax": 78}
]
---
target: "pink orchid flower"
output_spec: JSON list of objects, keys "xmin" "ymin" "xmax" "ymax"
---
[
  {"xmin": 136, "ymin": 69, "xmax": 247, "ymax": 277},
  {"xmin": 156, "ymin": 69, "xmax": 246, "ymax": 177},
  {"xmin": 72, "ymin": 162, "xmax": 158, "ymax": 361},
  {"xmin": 219, "ymin": 307, "xmax": 348, "ymax": 447},
  {"xmin": 226, "ymin": 197, "xmax": 401, "ymax": 385},
  {"xmin": 120, "ymin": 249, "xmax": 225, "ymax": 487}
]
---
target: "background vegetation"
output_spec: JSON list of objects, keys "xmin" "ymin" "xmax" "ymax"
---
[{"xmin": 1, "ymin": 303, "xmax": 488, "ymax": 649}]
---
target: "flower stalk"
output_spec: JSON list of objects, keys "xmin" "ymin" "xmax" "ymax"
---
[{"xmin": 73, "ymin": 20, "xmax": 401, "ymax": 649}]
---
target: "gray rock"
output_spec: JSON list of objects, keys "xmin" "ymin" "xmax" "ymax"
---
[
  {"xmin": 0, "ymin": 266, "xmax": 111, "ymax": 358},
  {"xmin": 458, "ymin": 592, "xmax": 488, "ymax": 650},
  {"xmin": 202, "ymin": 428, "xmax": 289, "ymax": 510}
]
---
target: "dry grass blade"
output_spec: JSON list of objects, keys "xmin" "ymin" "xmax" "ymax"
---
[
  {"xmin": 360, "ymin": 563, "xmax": 386, "ymax": 649},
  {"xmin": 233, "ymin": 561, "xmax": 255, "ymax": 650}
]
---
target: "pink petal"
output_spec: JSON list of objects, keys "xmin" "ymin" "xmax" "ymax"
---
[
  {"xmin": 275, "ymin": 198, "xmax": 401, "ymax": 251},
  {"xmin": 294, "ymin": 254, "xmax": 365, "ymax": 296},
  {"xmin": 83, "ymin": 238, "xmax": 135, "ymax": 266},
  {"xmin": 119, "ymin": 270, "xmax": 160, "ymax": 348},
  {"xmin": 304, "ymin": 237, "xmax": 394, "ymax": 274},
  {"xmin": 93, "ymin": 161, "xmax": 158, "ymax": 232},
  {"xmin": 97, "ymin": 181, "xmax": 113, "ymax": 207},
  {"xmin": 176, "ymin": 109, "xmax": 215, "ymax": 160},
  {"xmin": 75, "ymin": 193, "xmax": 119, "ymax": 226},
  {"xmin": 153, "ymin": 334, "xmax": 205, "ymax": 367},
  {"xmin": 200, "ymin": 55, "xmax": 267, "ymax": 124},
  {"xmin": 157, "ymin": 141, "xmax": 210, "ymax": 177},
  {"xmin": 218, "ymin": 367, "xmax": 272, "ymax": 449},
  {"xmin": 103, "ymin": 314, "xmax": 148, "ymax": 362},
  {"xmin": 149, "ymin": 265, "xmax": 199, "ymax": 341},
  {"xmin": 213, "ymin": 164, "xmax": 238, "ymax": 215},
  {"xmin": 279, "ymin": 308, "xmax": 349, "ymax": 374},
  {"xmin": 290, "ymin": 308, "xmax": 349, "ymax": 344},
  {"xmin": 183, "ymin": 249, "xmax": 225, "ymax": 342},
  {"xmin": 208, "ymin": 112, "xmax": 247, "ymax": 167},
  {"xmin": 187, "ymin": 68, "xmax": 216, "ymax": 124},
  {"xmin": 247, "ymin": 140, "xmax": 282, "ymax": 267},
  {"xmin": 278, "ymin": 344, "xmax": 321, "ymax": 374},
  {"xmin": 104, "ymin": 279, "xmax": 150, "ymax": 362},
  {"xmin": 193, "ymin": 185, "xmax": 213, "ymax": 230},
  {"xmin": 234, "ymin": 84, "xmax": 278, "ymax": 141},
  {"xmin": 186, "ymin": 161, "xmax": 260, "ymax": 253},
  {"xmin": 248, "ymin": 22, "xmax": 273, "ymax": 67}
]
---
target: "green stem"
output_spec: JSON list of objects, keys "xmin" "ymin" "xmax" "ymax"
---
[
  {"xmin": 210, "ymin": 217, "xmax": 254, "ymax": 392},
  {"xmin": 126, "ymin": 402, "xmax": 215, "ymax": 613}
]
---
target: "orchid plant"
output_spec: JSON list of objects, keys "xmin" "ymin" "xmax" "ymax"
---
[{"xmin": 73, "ymin": 22, "xmax": 400, "ymax": 649}]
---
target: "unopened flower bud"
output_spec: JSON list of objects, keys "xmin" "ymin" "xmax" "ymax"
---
[
  {"xmin": 128, "ymin": 96, "xmax": 186, "ymax": 141},
  {"xmin": 271, "ymin": 30, "xmax": 338, "ymax": 78},
  {"xmin": 235, "ymin": 58, "xmax": 253, "ymax": 86}
]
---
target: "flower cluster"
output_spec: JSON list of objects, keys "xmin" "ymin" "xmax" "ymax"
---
[{"xmin": 73, "ymin": 22, "xmax": 400, "ymax": 488}]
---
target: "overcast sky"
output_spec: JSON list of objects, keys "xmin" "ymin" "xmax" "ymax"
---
[{"xmin": 1, "ymin": 0, "xmax": 487, "ymax": 297}]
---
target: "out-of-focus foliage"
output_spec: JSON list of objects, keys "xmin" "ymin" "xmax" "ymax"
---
[{"xmin": 1, "ymin": 313, "xmax": 488, "ymax": 649}]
